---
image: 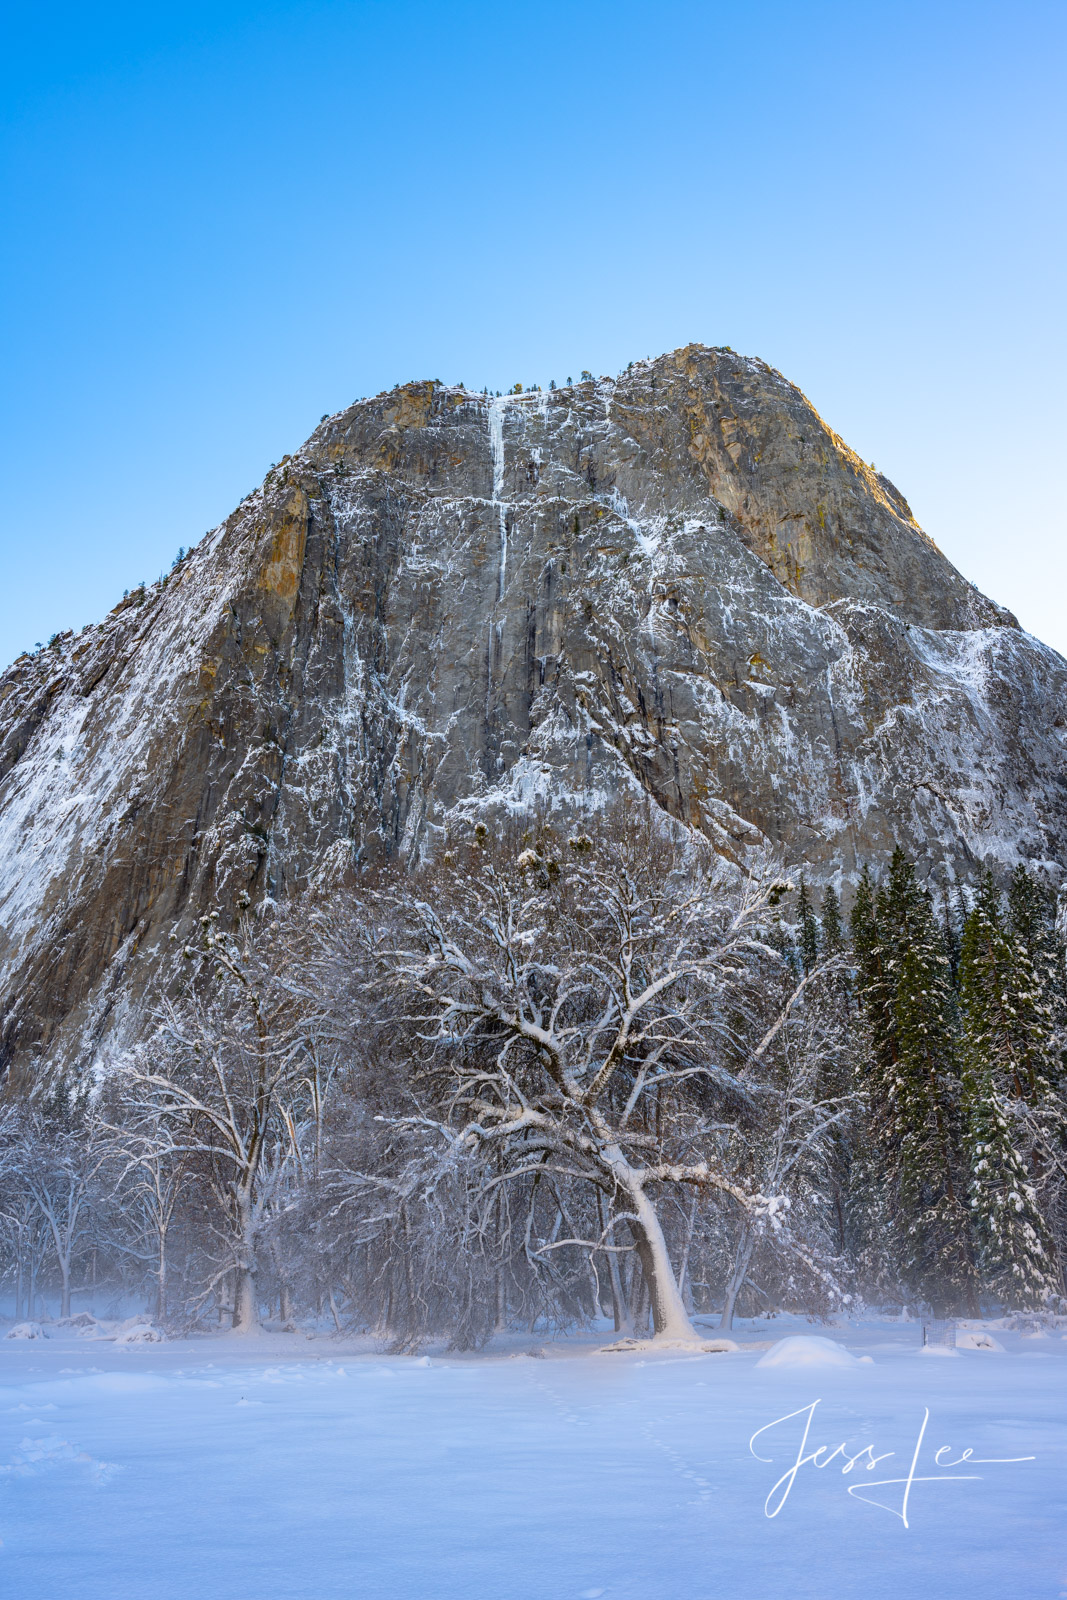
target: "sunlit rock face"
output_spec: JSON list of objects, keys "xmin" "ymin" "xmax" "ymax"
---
[{"xmin": 1, "ymin": 344, "xmax": 1065, "ymax": 1083}]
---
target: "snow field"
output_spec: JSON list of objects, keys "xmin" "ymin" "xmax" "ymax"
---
[{"xmin": 0, "ymin": 1317, "xmax": 1062, "ymax": 1600}]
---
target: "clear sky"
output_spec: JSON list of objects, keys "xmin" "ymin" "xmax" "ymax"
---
[{"xmin": 2, "ymin": 1, "xmax": 1064, "ymax": 664}]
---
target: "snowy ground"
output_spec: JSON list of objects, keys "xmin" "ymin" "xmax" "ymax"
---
[{"xmin": 0, "ymin": 1313, "xmax": 1064, "ymax": 1599}]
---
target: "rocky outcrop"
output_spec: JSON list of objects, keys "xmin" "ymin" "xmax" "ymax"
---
[{"xmin": 1, "ymin": 344, "xmax": 1065, "ymax": 1084}]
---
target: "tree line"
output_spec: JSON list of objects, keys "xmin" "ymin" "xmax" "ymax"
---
[
  {"xmin": 845, "ymin": 849, "xmax": 1065, "ymax": 1315},
  {"xmin": 0, "ymin": 813, "xmax": 1063, "ymax": 1344}
]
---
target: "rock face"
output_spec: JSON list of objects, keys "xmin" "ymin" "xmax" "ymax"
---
[{"xmin": 1, "ymin": 344, "xmax": 1066, "ymax": 1084}]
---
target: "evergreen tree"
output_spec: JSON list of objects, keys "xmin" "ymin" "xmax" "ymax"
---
[
  {"xmin": 808, "ymin": 882, "xmax": 856, "ymax": 1279},
  {"xmin": 1007, "ymin": 866, "xmax": 1067, "ymax": 1274},
  {"xmin": 964, "ymin": 873, "xmax": 1058, "ymax": 1102},
  {"xmin": 851, "ymin": 851, "xmax": 977, "ymax": 1313},
  {"xmin": 959, "ymin": 873, "xmax": 1060, "ymax": 1307},
  {"xmin": 820, "ymin": 882, "xmax": 853, "ymax": 1019},
  {"xmin": 891, "ymin": 898, "xmax": 977, "ymax": 1314},
  {"xmin": 1008, "ymin": 866, "xmax": 1067, "ymax": 1071},
  {"xmin": 940, "ymin": 885, "xmax": 963, "ymax": 987},
  {"xmin": 820, "ymin": 885, "xmax": 845, "ymax": 958},
  {"xmin": 850, "ymin": 864, "xmax": 898, "ymax": 1119},
  {"xmin": 848, "ymin": 867, "xmax": 901, "ymax": 1298},
  {"xmin": 796, "ymin": 878, "xmax": 820, "ymax": 975},
  {"xmin": 1008, "ymin": 865, "xmax": 1060, "ymax": 961}
]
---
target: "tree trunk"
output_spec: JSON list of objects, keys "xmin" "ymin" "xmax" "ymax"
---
[
  {"xmin": 625, "ymin": 1176, "xmax": 696, "ymax": 1342},
  {"xmin": 269, "ymin": 1236, "xmax": 294, "ymax": 1328},
  {"xmin": 59, "ymin": 1257, "xmax": 71, "ymax": 1320},
  {"xmin": 232, "ymin": 1264, "xmax": 258, "ymax": 1333},
  {"xmin": 677, "ymin": 1195, "xmax": 698, "ymax": 1314},
  {"xmin": 631, "ymin": 1246, "xmax": 651, "ymax": 1336},
  {"xmin": 597, "ymin": 1191, "xmax": 633, "ymax": 1336},
  {"xmin": 494, "ymin": 1190, "xmax": 508, "ymax": 1333},
  {"xmin": 607, "ymin": 1246, "xmax": 632, "ymax": 1335},
  {"xmin": 232, "ymin": 1195, "xmax": 259, "ymax": 1333},
  {"xmin": 720, "ymin": 1224, "xmax": 756, "ymax": 1331},
  {"xmin": 156, "ymin": 1236, "xmax": 167, "ymax": 1325}
]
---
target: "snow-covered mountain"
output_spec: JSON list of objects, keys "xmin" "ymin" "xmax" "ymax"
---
[{"xmin": 2, "ymin": 343, "xmax": 1065, "ymax": 1084}]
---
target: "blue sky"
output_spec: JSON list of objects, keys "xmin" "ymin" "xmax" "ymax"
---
[{"xmin": 2, "ymin": 0, "xmax": 1064, "ymax": 662}]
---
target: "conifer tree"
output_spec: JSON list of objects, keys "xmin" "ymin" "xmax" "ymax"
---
[
  {"xmin": 820, "ymin": 885, "xmax": 845, "ymax": 958},
  {"xmin": 959, "ymin": 873, "xmax": 1060, "ymax": 1307},
  {"xmin": 1008, "ymin": 866, "xmax": 1067, "ymax": 1070},
  {"xmin": 891, "ymin": 895, "xmax": 977, "ymax": 1314},
  {"xmin": 820, "ymin": 883, "xmax": 852, "ymax": 1018},
  {"xmin": 851, "ymin": 851, "xmax": 977, "ymax": 1313},
  {"xmin": 796, "ymin": 878, "xmax": 820, "ymax": 975},
  {"xmin": 850, "ymin": 866, "xmax": 896, "ymax": 1111},
  {"xmin": 811, "ymin": 880, "xmax": 855, "ymax": 1267},
  {"xmin": 940, "ymin": 885, "xmax": 963, "ymax": 987},
  {"xmin": 1007, "ymin": 866, "xmax": 1067, "ymax": 1272},
  {"xmin": 847, "ymin": 867, "xmax": 900, "ymax": 1298}
]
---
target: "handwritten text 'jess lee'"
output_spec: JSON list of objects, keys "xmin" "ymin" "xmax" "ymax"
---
[{"xmin": 748, "ymin": 1401, "xmax": 1034, "ymax": 1527}]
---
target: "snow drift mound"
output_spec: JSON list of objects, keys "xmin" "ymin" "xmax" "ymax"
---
[
  {"xmin": 756, "ymin": 1335, "xmax": 867, "ymax": 1369},
  {"xmin": 114, "ymin": 1319, "xmax": 166, "ymax": 1343},
  {"xmin": 956, "ymin": 1330, "xmax": 1006, "ymax": 1352},
  {"xmin": 6, "ymin": 1321, "xmax": 47, "ymax": 1339}
]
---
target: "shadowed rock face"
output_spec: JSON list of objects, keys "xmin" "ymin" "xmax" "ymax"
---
[{"xmin": 1, "ymin": 344, "xmax": 1065, "ymax": 1084}]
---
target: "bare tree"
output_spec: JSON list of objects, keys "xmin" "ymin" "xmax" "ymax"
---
[
  {"xmin": 100, "ymin": 1115, "xmax": 193, "ymax": 1325},
  {"xmin": 116, "ymin": 920, "xmax": 307, "ymax": 1332},
  {"xmin": 302, "ymin": 812, "xmax": 820, "ymax": 1343},
  {"xmin": 714, "ymin": 966, "xmax": 854, "ymax": 1328},
  {"xmin": 2, "ymin": 1109, "xmax": 107, "ymax": 1318},
  {"xmin": 0, "ymin": 1109, "xmax": 46, "ymax": 1319}
]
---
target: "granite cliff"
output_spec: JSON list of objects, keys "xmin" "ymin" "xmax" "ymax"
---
[{"xmin": 1, "ymin": 344, "xmax": 1065, "ymax": 1084}]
